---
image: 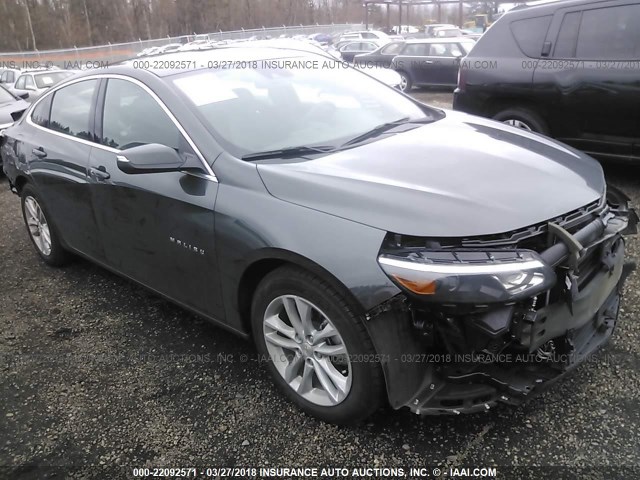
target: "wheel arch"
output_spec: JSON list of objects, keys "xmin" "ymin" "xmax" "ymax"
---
[{"xmin": 236, "ymin": 248, "xmax": 367, "ymax": 337}]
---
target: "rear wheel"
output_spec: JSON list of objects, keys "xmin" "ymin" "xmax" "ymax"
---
[
  {"xmin": 251, "ymin": 266, "xmax": 384, "ymax": 424},
  {"xmin": 492, "ymin": 107, "xmax": 549, "ymax": 135},
  {"xmin": 397, "ymin": 71, "xmax": 412, "ymax": 92},
  {"xmin": 21, "ymin": 185, "xmax": 71, "ymax": 267}
]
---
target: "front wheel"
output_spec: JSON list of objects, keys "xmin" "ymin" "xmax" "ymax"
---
[
  {"xmin": 251, "ymin": 266, "xmax": 384, "ymax": 424},
  {"xmin": 21, "ymin": 184, "xmax": 71, "ymax": 267}
]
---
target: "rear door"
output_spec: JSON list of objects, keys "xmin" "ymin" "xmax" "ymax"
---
[
  {"xmin": 21, "ymin": 79, "xmax": 104, "ymax": 260},
  {"xmin": 534, "ymin": 2, "xmax": 640, "ymax": 160},
  {"xmin": 88, "ymin": 77, "xmax": 225, "ymax": 319},
  {"xmin": 394, "ymin": 43, "xmax": 432, "ymax": 85},
  {"xmin": 424, "ymin": 42, "xmax": 464, "ymax": 85}
]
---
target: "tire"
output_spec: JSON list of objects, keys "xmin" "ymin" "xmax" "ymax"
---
[
  {"xmin": 20, "ymin": 184, "xmax": 71, "ymax": 267},
  {"xmin": 492, "ymin": 107, "xmax": 549, "ymax": 135},
  {"xmin": 397, "ymin": 71, "xmax": 413, "ymax": 92},
  {"xmin": 251, "ymin": 266, "xmax": 384, "ymax": 424}
]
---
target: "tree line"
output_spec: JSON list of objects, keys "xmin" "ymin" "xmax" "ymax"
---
[{"xmin": 0, "ymin": 0, "xmax": 366, "ymax": 52}]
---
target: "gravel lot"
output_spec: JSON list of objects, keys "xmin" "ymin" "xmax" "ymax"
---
[{"xmin": 2, "ymin": 91, "xmax": 640, "ymax": 479}]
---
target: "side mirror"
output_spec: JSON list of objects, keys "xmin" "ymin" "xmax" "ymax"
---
[
  {"xmin": 19, "ymin": 92, "xmax": 29, "ymax": 100},
  {"xmin": 117, "ymin": 143, "xmax": 185, "ymax": 174}
]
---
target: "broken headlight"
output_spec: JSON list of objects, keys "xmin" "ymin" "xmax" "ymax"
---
[{"xmin": 378, "ymin": 250, "xmax": 556, "ymax": 304}]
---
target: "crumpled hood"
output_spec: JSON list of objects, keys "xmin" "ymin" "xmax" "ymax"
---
[
  {"xmin": 0, "ymin": 99, "xmax": 29, "ymax": 125},
  {"xmin": 257, "ymin": 111, "xmax": 605, "ymax": 237}
]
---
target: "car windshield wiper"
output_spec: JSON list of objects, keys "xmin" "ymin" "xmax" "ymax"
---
[
  {"xmin": 241, "ymin": 145, "xmax": 337, "ymax": 161},
  {"xmin": 340, "ymin": 116, "xmax": 433, "ymax": 148}
]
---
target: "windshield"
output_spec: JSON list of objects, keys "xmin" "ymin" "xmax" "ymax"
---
[
  {"xmin": 171, "ymin": 56, "xmax": 440, "ymax": 158},
  {"xmin": 34, "ymin": 71, "xmax": 73, "ymax": 89},
  {"xmin": 0, "ymin": 84, "xmax": 15, "ymax": 104}
]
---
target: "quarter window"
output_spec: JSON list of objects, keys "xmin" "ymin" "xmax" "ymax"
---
[
  {"xmin": 31, "ymin": 96, "xmax": 52, "ymax": 128},
  {"xmin": 101, "ymin": 79, "xmax": 181, "ymax": 151},
  {"xmin": 381, "ymin": 43, "xmax": 404, "ymax": 55},
  {"xmin": 510, "ymin": 15, "xmax": 553, "ymax": 57},
  {"xmin": 575, "ymin": 5, "xmax": 640, "ymax": 59},
  {"xmin": 49, "ymin": 79, "xmax": 98, "ymax": 140}
]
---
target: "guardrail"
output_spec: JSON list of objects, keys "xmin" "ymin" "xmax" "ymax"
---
[{"xmin": 0, "ymin": 24, "xmax": 364, "ymax": 69}]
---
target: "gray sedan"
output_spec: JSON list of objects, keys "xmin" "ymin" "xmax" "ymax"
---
[{"xmin": 1, "ymin": 47, "xmax": 635, "ymax": 424}]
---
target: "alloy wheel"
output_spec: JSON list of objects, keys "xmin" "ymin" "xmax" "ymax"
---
[
  {"xmin": 24, "ymin": 196, "xmax": 52, "ymax": 256},
  {"xmin": 399, "ymin": 74, "xmax": 409, "ymax": 91},
  {"xmin": 263, "ymin": 295, "xmax": 352, "ymax": 406},
  {"xmin": 503, "ymin": 119, "xmax": 533, "ymax": 131}
]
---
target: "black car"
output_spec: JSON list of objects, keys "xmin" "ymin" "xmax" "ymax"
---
[
  {"xmin": 0, "ymin": 85, "xmax": 30, "ymax": 174},
  {"xmin": 1, "ymin": 47, "xmax": 636, "ymax": 424},
  {"xmin": 353, "ymin": 41, "xmax": 406, "ymax": 68},
  {"xmin": 453, "ymin": 0, "xmax": 640, "ymax": 163},
  {"xmin": 390, "ymin": 38, "xmax": 476, "ymax": 91}
]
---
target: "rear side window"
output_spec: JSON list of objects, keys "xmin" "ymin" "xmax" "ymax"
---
[
  {"xmin": 575, "ymin": 5, "xmax": 640, "ymax": 59},
  {"xmin": 381, "ymin": 43, "xmax": 404, "ymax": 55},
  {"xmin": 25, "ymin": 75, "xmax": 35, "ymax": 89},
  {"xmin": 510, "ymin": 15, "xmax": 552, "ymax": 57},
  {"xmin": 15, "ymin": 76, "xmax": 25, "ymax": 90},
  {"xmin": 101, "ymin": 79, "xmax": 181, "ymax": 151},
  {"xmin": 49, "ymin": 79, "xmax": 98, "ymax": 140},
  {"xmin": 554, "ymin": 12, "xmax": 581, "ymax": 58}
]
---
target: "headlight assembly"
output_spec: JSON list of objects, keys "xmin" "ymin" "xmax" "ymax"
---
[{"xmin": 378, "ymin": 250, "xmax": 556, "ymax": 304}]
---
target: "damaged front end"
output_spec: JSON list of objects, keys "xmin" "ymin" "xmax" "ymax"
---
[{"xmin": 366, "ymin": 187, "xmax": 638, "ymax": 415}]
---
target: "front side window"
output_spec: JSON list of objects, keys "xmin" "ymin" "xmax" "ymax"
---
[
  {"xmin": 171, "ymin": 54, "xmax": 436, "ymax": 158},
  {"xmin": 101, "ymin": 79, "xmax": 181, "ymax": 150},
  {"xmin": 576, "ymin": 5, "xmax": 640, "ymax": 59},
  {"xmin": 49, "ymin": 79, "xmax": 98, "ymax": 140},
  {"xmin": 403, "ymin": 43, "xmax": 430, "ymax": 56}
]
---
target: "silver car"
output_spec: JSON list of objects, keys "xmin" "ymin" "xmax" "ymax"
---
[{"xmin": 10, "ymin": 70, "xmax": 75, "ymax": 102}]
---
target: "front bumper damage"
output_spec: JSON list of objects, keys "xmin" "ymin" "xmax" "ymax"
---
[{"xmin": 366, "ymin": 188, "xmax": 637, "ymax": 415}]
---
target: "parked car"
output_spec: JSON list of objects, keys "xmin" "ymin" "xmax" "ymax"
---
[
  {"xmin": 0, "ymin": 85, "xmax": 30, "ymax": 174},
  {"xmin": 178, "ymin": 40, "xmax": 211, "ymax": 51},
  {"xmin": 10, "ymin": 70, "xmax": 75, "ymax": 103},
  {"xmin": 433, "ymin": 27, "xmax": 464, "ymax": 38},
  {"xmin": 0, "ymin": 68, "xmax": 22, "ymax": 90},
  {"xmin": 453, "ymin": 0, "xmax": 640, "ymax": 163},
  {"xmin": 338, "ymin": 40, "xmax": 385, "ymax": 62},
  {"xmin": 390, "ymin": 38, "xmax": 476, "ymax": 90},
  {"xmin": 424, "ymin": 23, "xmax": 457, "ymax": 37},
  {"xmin": 158, "ymin": 43, "xmax": 183, "ymax": 54},
  {"xmin": 338, "ymin": 30, "xmax": 390, "ymax": 42},
  {"xmin": 353, "ymin": 41, "xmax": 406, "ymax": 68},
  {"xmin": 2, "ymin": 46, "xmax": 636, "ymax": 424}
]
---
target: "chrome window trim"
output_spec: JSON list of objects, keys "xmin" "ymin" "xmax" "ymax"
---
[{"xmin": 25, "ymin": 73, "xmax": 218, "ymax": 181}]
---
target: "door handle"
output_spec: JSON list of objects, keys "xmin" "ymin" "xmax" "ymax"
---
[
  {"xmin": 423, "ymin": 60, "xmax": 433, "ymax": 64},
  {"xmin": 32, "ymin": 147, "xmax": 47, "ymax": 158},
  {"xmin": 89, "ymin": 166, "xmax": 111, "ymax": 181}
]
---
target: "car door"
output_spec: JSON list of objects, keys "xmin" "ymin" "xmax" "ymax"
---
[
  {"xmin": 340, "ymin": 42, "xmax": 364, "ymax": 62},
  {"xmin": 394, "ymin": 43, "xmax": 432, "ymax": 85},
  {"xmin": 376, "ymin": 42, "xmax": 405, "ymax": 67},
  {"xmin": 11, "ymin": 75, "xmax": 27, "ymax": 98},
  {"xmin": 22, "ymin": 78, "xmax": 105, "ymax": 260},
  {"xmin": 88, "ymin": 77, "xmax": 225, "ymax": 319},
  {"xmin": 421, "ymin": 43, "xmax": 461, "ymax": 85},
  {"xmin": 533, "ymin": 2, "xmax": 640, "ymax": 161}
]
